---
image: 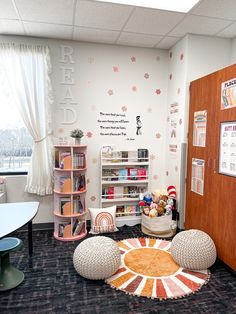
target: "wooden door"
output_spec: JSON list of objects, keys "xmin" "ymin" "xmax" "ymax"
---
[{"xmin": 185, "ymin": 64, "xmax": 236, "ymax": 271}]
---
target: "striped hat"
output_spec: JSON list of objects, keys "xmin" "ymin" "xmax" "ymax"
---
[{"xmin": 167, "ymin": 185, "xmax": 176, "ymax": 199}]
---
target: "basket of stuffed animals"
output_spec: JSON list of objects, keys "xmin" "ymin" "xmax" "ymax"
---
[
  {"xmin": 141, "ymin": 214, "xmax": 177, "ymax": 238},
  {"xmin": 140, "ymin": 186, "xmax": 178, "ymax": 238}
]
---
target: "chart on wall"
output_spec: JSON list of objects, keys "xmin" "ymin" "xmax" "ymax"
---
[
  {"xmin": 221, "ymin": 78, "xmax": 236, "ymax": 110},
  {"xmin": 168, "ymin": 102, "xmax": 179, "ymax": 158},
  {"xmin": 219, "ymin": 121, "xmax": 236, "ymax": 177},
  {"xmin": 193, "ymin": 110, "xmax": 207, "ymax": 147},
  {"xmin": 191, "ymin": 158, "xmax": 205, "ymax": 196}
]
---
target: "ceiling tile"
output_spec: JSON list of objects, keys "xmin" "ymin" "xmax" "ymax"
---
[
  {"xmin": 15, "ymin": 0, "xmax": 74, "ymax": 25},
  {"xmin": 0, "ymin": 0, "xmax": 19, "ymax": 19},
  {"xmin": 124, "ymin": 7, "xmax": 184, "ymax": 36},
  {"xmin": 0, "ymin": 19, "xmax": 24, "ymax": 35},
  {"xmin": 169, "ymin": 15, "xmax": 232, "ymax": 37},
  {"xmin": 190, "ymin": 0, "xmax": 236, "ymax": 21},
  {"xmin": 75, "ymin": 0, "xmax": 133, "ymax": 30},
  {"xmin": 217, "ymin": 22, "xmax": 236, "ymax": 38},
  {"xmin": 117, "ymin": 32, "xmax": 162, "ymax": 48},
  {"xmin": 155, "ymin": 36, "xmax": 180, "ymax": 49},
  {"xmin": 73, "ymin": 27, "xmax": 120, "ymax": 44},
  {"xmin": 23, "ymin": 21, "xmax": 73, "ymax": 39}
]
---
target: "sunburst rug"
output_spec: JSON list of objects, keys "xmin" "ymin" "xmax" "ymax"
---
[{"xmin": 105, "ymin": 238, "xmax": 210, "ymax": 299}]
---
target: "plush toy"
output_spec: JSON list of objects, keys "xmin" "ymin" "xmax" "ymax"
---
[
  {"xmin": 157, "ymin": 200, "xmax": 165, "ymax": 216},
  {"xmin": 167, "ymin": 185, "xmax": 176, "ymax": 199},
  {"xmin": 149, "ymin": 208, "xmax": 158, "ymax": 218},
  {"xmin": 143, "ymin": 192, "xmax": 153, "ymax": 205},
  {"xmin": 151, "ymin": 189, "xmax": 161, "ymax": 203},
  {"xmin": 143, "ymin": 207, "xmax": 150, "ymax": 216},
  {"xmin": 150, "ymin": 202, "xmax": 158, "ymax": 210}
]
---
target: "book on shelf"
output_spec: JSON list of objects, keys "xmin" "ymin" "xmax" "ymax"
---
[
  {"xmin": 118, "ymin": 168, "xmax": 128, "ymax": 180},
  {"xmin": 55, "ymin": 149, "xmax": 60, "ymax": 168},
  {"xmin": 59, "ymin": 176, "xmax": 72, "ymax": 193},
  {"xmin": 111, "ymin": 151, "xmax": 122, "ymax": 162},
  {"xmin": 123, "ymin": 186, "xmax": 129, "ymax": 197},
  {"xmin": 60, "ymin": 197, "xmax": 71, "ymax": 215},
  {"xmin": 114, "ymin": 186, "xmax": 123, "ymax": 199},
  {"xmin": 137, "ymin": 149, "xmax": 149, "ymax": 162},
  {"xmin": 128, "ymin": 186, "xmax": 139, "ymax": 198},
  {"xmin": 74, "ymin": 175, "xmax": 86, "ymax": 191},
  {"xmin": 107, "ymin": 186, "xmax": 114, "ymax": 199},
  {"xmin": 58, "ymin": 221, "xmax": 71, "ymax": 238},
  {"xmin": 73, "ymin": 153, "xmax": 85, "ymax": 169},
  {"xmin": 59, "ymin": 152, "xmax": 72, "ymax": 169},
  {"xmin": 137, "ymin": 168, "xmax": 147, "ymax": 180},
  {"xmin": 128, "ymin": 150, "xmax": 137, "ymax": 162},
  {"xmin": 121, "ymin": 151, "xmax": 128, "ymax": 162},
  {"xmin": 73, "ymin": 220, "xmax": 84, "ymax": 236},
  {"xmin": 73, "ymin": 196, "xmax": 84, "ymax": 214},
  {"xmin": 116, "ymin": 205, "xmax": 125, "ymax": 217},
  {"xmin": 129, "ymin": 168, "xmax": 138, "ymax": 180},
  {"xmin": 102, "ymin": 169, "xmax": 119, "ymax": 181}
]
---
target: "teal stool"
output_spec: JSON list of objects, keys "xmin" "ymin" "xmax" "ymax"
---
[{"xmin": 0, "ymin": 237, "xmax": 24, "ymax": 291}]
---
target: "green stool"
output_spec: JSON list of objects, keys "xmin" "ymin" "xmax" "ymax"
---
[{"xmin": 0, "ymin": 237, "xmax": 24, "ymax": 291}]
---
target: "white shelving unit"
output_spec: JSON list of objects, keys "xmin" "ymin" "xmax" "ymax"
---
[{"xmin": 100, "ymin": 146, "xmax": 149, "ymax": 227}]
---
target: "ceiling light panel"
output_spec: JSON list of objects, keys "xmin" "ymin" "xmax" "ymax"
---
[{"xmin": 94, "ymin": 0, "xmax": 200, "ymax": 13}]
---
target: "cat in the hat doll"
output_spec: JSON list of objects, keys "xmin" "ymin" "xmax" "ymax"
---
[{"xmin": 167, "ymin": 186, "xmax": 178, "ymax": 220}]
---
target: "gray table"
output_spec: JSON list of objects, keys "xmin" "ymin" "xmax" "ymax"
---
[{"xmin": 0, "ymin": 202, "xmax": 39, "ymax": 256}]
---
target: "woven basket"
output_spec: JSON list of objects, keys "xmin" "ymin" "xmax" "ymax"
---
[{"xmin": 141, "ymin": 214, "xmax": 177, "ymax": 238}]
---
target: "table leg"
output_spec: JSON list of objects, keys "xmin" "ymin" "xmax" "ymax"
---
[{"xmin": 28, "ymin": 221, "xmax": 33, "ymax": 256}]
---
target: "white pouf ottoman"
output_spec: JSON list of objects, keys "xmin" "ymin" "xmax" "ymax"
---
[
  {"xmin": 73, "ymin": 236, "xmax": 121, "ymax": 280},
  {"xmin": 171, "ymin": 229, "xmax": 217, "ymax": 270}
]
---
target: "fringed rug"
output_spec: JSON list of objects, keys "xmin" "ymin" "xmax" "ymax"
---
[{"xmin": 105, "ymin": 238, "xmax": 210, "ymax": 299}]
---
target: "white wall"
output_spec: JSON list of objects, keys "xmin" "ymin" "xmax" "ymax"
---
[
  {"xmin": 1, "ymin": 33, "xmax": 235, "ymax": 226},
  {"xmin": 1, "ymin": 35, "xmax": 169, "ymax": 223},
  {"xmin": 231, "ymin": 37, "xmax": 236, "ymax": 64}
]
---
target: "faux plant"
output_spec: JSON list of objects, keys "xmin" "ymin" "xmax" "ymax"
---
[{"xmin": 70, "ymin": 129, "xmax": 84, "ymax": 138}]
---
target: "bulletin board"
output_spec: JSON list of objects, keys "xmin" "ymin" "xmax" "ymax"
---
[{"xmin": 219, "ymin": 121, "xmax": 236, "ymax": 177}]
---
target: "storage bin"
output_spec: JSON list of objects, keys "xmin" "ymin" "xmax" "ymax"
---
[{"xmin": 141, "ymin": 214, "xmax": 177, "ymax": 238}]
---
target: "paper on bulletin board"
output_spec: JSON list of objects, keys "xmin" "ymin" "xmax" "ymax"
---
[
  {"xmin": 193, "ymin": 110, "xmax": 207, "ymax": 147},
  {"xmin": 191, "ymin": 158, "xmax": 205, "ymax": 196},
  {"xmin": 219, "ymin": 121, "xmax": 236, "ymax": 176},
  {"xmin": 221, "ymin": 78, "xmax": 236, "ymax": 110}
]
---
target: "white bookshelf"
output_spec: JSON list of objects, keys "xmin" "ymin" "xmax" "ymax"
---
[{"xmin": 100, "ymin": 146, "xmax": 149, "ymax": 226}]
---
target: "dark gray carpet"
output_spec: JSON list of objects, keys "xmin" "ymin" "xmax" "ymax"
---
[{"xmin": 0, "ymin": 225, "xmax": 236, "ymax": 314}]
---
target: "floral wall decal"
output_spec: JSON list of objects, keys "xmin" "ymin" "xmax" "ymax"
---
[
  {"xmin": 131, "ymin": 56, "xmax": 136, "ymax": 62},
  {"xmin": 86, "ymin": 131, "xmax": 93, "ymax": 138},
  {"xmin": 155, "ymin": 89, "xmax": 161, "ymax": 95},
  {"xmin": 132, "ymin": 86, "xmax": 137, "ymax": 92},
  {"xmin": 144, "ymin": 73, "xmax": 149, "ymax": 79},
  {"xmin": 121, "ymin": 106, "xmax": 127, "ymax": 112},
  {"xmin": 155, "ymin": 133, "xmax": 161, "ymax": 139},
  {"xmin": 90, "ymin": 196, "xmax": 96, "ymax": 202},
  {"xmin": 113, "ymin": 66, "xmax": 119, "ymax": 72},
  {"xmin": 107, "ymin": 89, "xmax": 114, "ymax": 96}
]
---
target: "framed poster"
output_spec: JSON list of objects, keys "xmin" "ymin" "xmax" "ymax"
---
[
  {"xmin": 193, "ymin": 110, "xmax": 207, "ymax": 147},
  {"xmin": 221, "ymin": 78, "xmax": 236, "ymax": 110},
  {"xmin": 219, "ymin": 121, "xmax": 236, "ymax": 177},
  {"xmin": 191, "ymin": 158, "xmax": 205, "ymax": 196}
]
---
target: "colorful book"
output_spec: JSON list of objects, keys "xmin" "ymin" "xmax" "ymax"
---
[
  {"xmin": 119, "ymin": 168, "xmax": 128, "ymax": 180},
  {"xmin": 137, "ymin": 168, "xmax": 147, "ymax": 180}
]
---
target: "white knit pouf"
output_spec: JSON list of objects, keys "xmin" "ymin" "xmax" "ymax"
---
[
  {"xmin": 170, "ymin": 229, "xmax": 217, "ymax": 270},
  {"xmin": 73, "ymin": 236, "xmax": 121, "ymax": 280}
]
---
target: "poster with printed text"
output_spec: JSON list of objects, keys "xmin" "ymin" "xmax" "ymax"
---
[
  {"xmin": 191, "ymin": 158, "xmax": 205, "ymax": 196},
  {"xmin": 219, "ymin": 121, "xmax": 236, "ymax": 177},
  {"xmin": 193, "ymin": 110, "xmax": 207, "ymax": 147},
  {"xmin": 221, "ymin": 78, "xmax": 236, "ymax": 110}
]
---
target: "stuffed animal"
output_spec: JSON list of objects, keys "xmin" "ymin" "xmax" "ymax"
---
[
  {"xmin": 149, "ymin": 208, "xmax": 158, "ymax": 218},
  {"xmin": 157, "ymin": 199, "xmax": 166, "ymax": 216},
  {"xmin": 151, "ymin": 189, "xmax": 161, "ymax": 203},
  {"xmin": 143, "ymin": 192, "xmax": 153, "ymax": 205},
  {"xmin": 143, "ymin": 207, "xmax": 150, "ymax": 216}
]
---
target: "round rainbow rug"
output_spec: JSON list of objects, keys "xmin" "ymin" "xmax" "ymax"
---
[{"xmin": 105, "ymin": 238, "xmax": 210, "ymax": 299}]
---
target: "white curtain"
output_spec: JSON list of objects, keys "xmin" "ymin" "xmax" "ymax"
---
[{"xmin": 0, "ymin": 43, "xmax": 54, "ymax": 195}]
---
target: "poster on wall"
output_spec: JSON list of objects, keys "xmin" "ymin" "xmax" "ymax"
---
[
  {"xmin": 191, "ymin": 158, "xmax": 205, "ymax": 196},
  {"xmin": 221, "ymin": 78, "xmax": 236, "ymax": 110},
  {"xmin": 193, "ymin": 110, "xmax": 207, "ymax": 147},
  {"xmin": 219, "ymin": 121, "xmax": 236, "ymax": 177}
]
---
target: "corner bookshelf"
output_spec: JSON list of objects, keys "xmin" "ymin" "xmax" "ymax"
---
[
  {"xmin": 100, "ymin": 146, "xmax": 149, "ymax": 227},
  {"xmin": 53, "ymin": 145, "xmax": 87, "ymax": 241}
]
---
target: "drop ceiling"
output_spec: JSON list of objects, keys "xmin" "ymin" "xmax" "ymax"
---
[{"xmin": 0, "ymin": 0, "xmax": 236, "ymax": 49}]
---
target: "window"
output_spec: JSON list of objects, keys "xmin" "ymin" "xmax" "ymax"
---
[{"xmin": 0, "ymin": 69, "xmax": 33, "ymax": 174}]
